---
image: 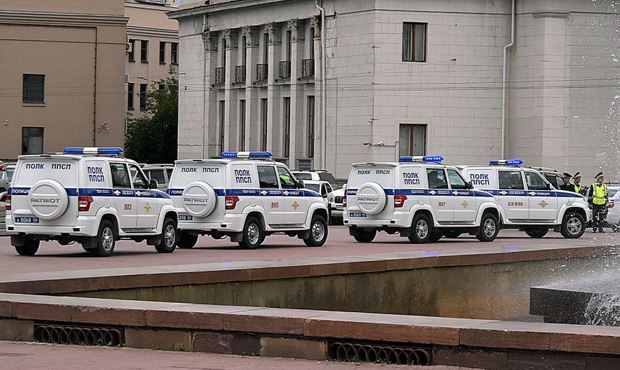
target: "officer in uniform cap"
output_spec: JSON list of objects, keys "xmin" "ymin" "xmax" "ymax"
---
[
  {"xmin": 573, "ymin": 172, "xmax": 585, "ymax": 195},
  {"xmin": 559, "ymin": 172, "xmax": 573, "ymax": 191},
  {"xmin": 588, "ymin": 172, "xmax": 608, "ymax": 233}
]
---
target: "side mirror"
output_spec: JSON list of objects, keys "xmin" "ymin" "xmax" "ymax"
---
[
  {"xmin": 466, "ymin": 181, "xmax": 474, "ymax": 189},
  {"xmin": 149, "ymin": 179, "xmax": 159, "ymax": 189}
]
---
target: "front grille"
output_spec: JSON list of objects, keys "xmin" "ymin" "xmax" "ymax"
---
[
  {"xmin": 334, "ymin": 196, "xmax": 343, "ymax": 204},
  {"xmin": 34, "ymin": 322, "xmax": 124, "ymax": 347},
  {"xmin": 328, "ymin": 341, "xmax": 431, "ymax": 366}
]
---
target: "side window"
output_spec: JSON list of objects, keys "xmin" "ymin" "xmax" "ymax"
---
[
  {"xmin": 447, "ymin": 169, "xmax": 468, "ymax": 190},
  {"xmin": 110, "ymin": 163, "xmax": 131, "ymax": 188},
  {"xmin": 525, "ymin": 172, "xmax": 549, "ymax": 191},
  {"xmin": 277, "ymin": 167, "xmax": 296, "ymax": 189},
  {"xmin": 326, "ymin": 183, "xmax": 333, "ymax": 194},
  {"xmin": 129, "ymin": 164, "xmax": 149, "ymax": 189},
  {"xmin": 426, "ymin": 169, "xmax": 448, "ymax": 189},
  {"xmin": 258, "ymin": 166, "xmax": 279, "ymax": 188},
  {"xmin": 146, "ymin": 169, "xmax": 166, "ymax": 184},
  {"xmin": 498, "ymin": 171, "xmax": 524, "ymax": 190}
]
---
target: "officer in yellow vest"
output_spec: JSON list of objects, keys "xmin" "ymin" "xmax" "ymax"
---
[
  {"xmin": 588, "ymin": 172, "xmax": 608, "ymax": 233},
  {"xmin": 573, "ymin": 172, "xmax": 585, "ymax": 195}
]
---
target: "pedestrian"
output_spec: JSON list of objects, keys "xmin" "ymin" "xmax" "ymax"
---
[
  {"xmin": 573, "ymin": 172, "xmax": 585, "ymax": 195},
  {"xmin": 588, "ymin": 172, "xmax": 608, "ymax": 233},
  {"xmin": 559, "ymin": 172, "xmax": 573, "ymax": 191}
]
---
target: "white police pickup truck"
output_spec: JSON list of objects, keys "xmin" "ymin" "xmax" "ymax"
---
[
  {"xmin": 5, "ymin": 147, "xmax": 178, "ymax": 256},
  {"xmin": 344, "ymin": 156, "xmax": 502, "ymax": 243},
  {"xmin": 460, "ymin": 160, "xmax": 589, "ymax": 238},
  {"xmin": 167, "ymin": 152, "xmax": 329, "ymax": 249}
]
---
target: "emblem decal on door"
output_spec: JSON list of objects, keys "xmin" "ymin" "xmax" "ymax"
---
[
  {"xmin": 538, "ymin": 200, "xmax": 549, "ymax": 208},
  {"xmin": 292, "ymin": 201, "xmax": 300, "ymax": 210},
  {"xmin": 461, "ymin": 200, "xmax": 469, "ymax": 209},
  {"xmin": 144, "ymin": 203, "xmax": 152, "ymax": 213}
]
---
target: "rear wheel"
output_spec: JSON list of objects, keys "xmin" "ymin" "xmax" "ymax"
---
[
  {"xmin": 93, "ymin": 220, "xmax": 116, "ymax": 257},
  {"xmin": 524, "ymin": 227, "xmax": 549, "ymax": 238},
  {"xmin": 561, "ymin": 212, "xmax": 585, "ymax": 239},
  {"xmin": 353, "ymin": 229, "xmax": 377, "ymax": 243},
  {"xmin": 477, "ymin": 212, "xmax": 499, "ymax": 242},
  {"xmin": 239, "ymin": 216, "xmax": 264, "ymax": 249},
  {"xmin": 15, "ymin": 238, "xmax": 40, "ymax": 256},
  {"xmin": 408, "ymin": 213, "xmax": 432, "ymax": 244},
  {"xmin": 304, "ymin": 214, "xmax": 328, "ymax": 247},
  {"xmin": 155, "ymin": 218, "xmax": 177, "ymax": 253},
  {"xmin": 177, "ymin": 231, "xmax": 198, "ymax": 249}
]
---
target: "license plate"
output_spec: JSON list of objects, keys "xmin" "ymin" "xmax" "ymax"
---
[
  {"xmin": 178, "ymin": 214, "xmax": 193, "ymax": 221},
  {"xmin": 15, "ymin": 217, "xmax": 40, "ymax": 224},
  {"xmin": 349, "ymin": 212, "xmax": 367, "ymax": 218}
]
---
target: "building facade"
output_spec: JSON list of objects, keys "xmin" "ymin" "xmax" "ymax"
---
[
  {"xmin": 0, "ymin": 0, "xmax": 128, "ymax": 159},
  {"xmin": 125, "ymin": 0, "xmax": 179, "ymax": 118},
  {"xmin": 171, "ymin": 0, "xmax": 620, "ymax": 179}
]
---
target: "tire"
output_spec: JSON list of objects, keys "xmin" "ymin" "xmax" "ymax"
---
[
  {"xmin": 177, "ymin": 231, "xmax": 198, "ymax": 249},
  {"xmin": 93, "ymin": 220, "xmax": 116, "ymax": 257},
  {"xmin": 155, "ymin": 217, "xmax": 177, "ymax": 253},
  {"xmin": 408, "ymin": 213, "xmax": 432, "ymax": 244},
  {"xmin": 15, "ymin": 239, "xmax": 39, "ymax": 256},
  {"xmin": 561, "ymin": 212, "xmax": 586, "ymax": 239},
  {"xmin": 429, "ymin": 231, "xmax": 442, "ymax": 243},
  {"xmin": 477, "ymin": 212, "xmax": 499, "ymax": 242},
  {"xmin": 239, "ymin": 216, "xmax": 264, "ymax": 249},
  {"xmin": 304, "ymin": 214, "xmax": 328, "ymax": 247},
  {"xmin": 443, "ymin": 230, "xmax": 462, "ymax": 239},
  {"xmin": 353, "ymin": 229, "xmax": 377, "ymax": 243},
  {"xmin": 524, "ymin": 227, "xmax": 549, "ymax": 238}
]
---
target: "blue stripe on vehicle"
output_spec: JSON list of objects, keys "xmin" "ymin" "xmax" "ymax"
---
[
  {"xmin": 167, "ymin": 188, "xmax": 322, "ymax": 198},
  {"xmin": 346, "ymin": 188, "xmax": 493, "ymax": 197},
  {"xmin": 10, "ymin": 187, "xmax": 170, "ymax": 199},
  {"xmin": 9, "ymin": 187, "xmax": 79, "ymax": 196}
]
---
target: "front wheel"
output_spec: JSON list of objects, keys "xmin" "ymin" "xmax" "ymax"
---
[
  {"xmin": 177, "ymin": 231, "xmax": 198, "ymax": 249},
  {"xmin": 239, "ymin": 216, "xmax": 264, "ymax": 249},
  {"xmin": 408, "ymin": 213, "xmax": 432, "ymax": 244},
  {"xmin": 304, "ymin": 214, "xmax": 328, "ymax": 247},
  {"xmin": 561, "ymin": 212, "xmax": 585, "ymax": 239},
  {"xmin": 525, "ymin": 227, "xmax": 549, "ymax": 238},
  {"xmin": 93, "ymin": 220, "xmax": 116, "ymax": 257},
  {"xmin": 15, "ymin": 238, "xmax": 40, "ymax": 256},
  {"xmin": 353, "ymin": 229, "xmax": 376, "ymax": 243},
  {"xmin": 477, "ymin": 212, "xmax": 499, "ymax": 242},
  {"xmin": 155, "ymin": 218, "xmax": 177, "ymax": 253}
]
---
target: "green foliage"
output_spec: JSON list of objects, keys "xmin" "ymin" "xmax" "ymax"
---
[{"xmin": 125, "ymin": 69, "xmax": 178, "ymax": 163}]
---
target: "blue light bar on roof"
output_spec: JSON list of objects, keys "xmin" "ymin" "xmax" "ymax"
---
[
  {"xmin": 400, "ymin": 155, "xmax": 444, "ymax": 163},
  {"xmin": 64, "ymin": 147, "xmax": 124, "ymax": 156},
  {"xmin": 221, "ymin": 151, "xmax": 273, "ymax": 159},
  {"xmin": 489, "ymin": 159, "xmax": 523, "ymax": 166}
]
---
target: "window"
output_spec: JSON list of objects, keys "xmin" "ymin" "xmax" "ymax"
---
[
  {"xmin": 145, "ymin": 169, "xmax": 165, "ymax": 184},
  {"xmin": 399, "ymin": 124, "xmax": 426, "ymax": 156},
  {"xmin": 277, "ymin": 167, "xmax": 296, "ymax": 189},
  {"xmin": 239, "ymin": 99, "xmax": 246, "ymax": 151},
  {"xmin": 241, "ymin": 37, "xmax": 247, "ymax": 66},
  {"xmin": 23, "ymin": 74, "xmax": 45, "ymax": 104},
  {"xmin": 221, "ymin": 38, "xmax": 227, "ymax": 67},
  {"xmin": 129, "ymin": 164, "xmax": 148, "ymax": 189},
  {"xmin": 427, "ymin": 168, "xmax": 448, "ymax": 189},
  {"xmin": 171, "ymin": 42, "xmax": 178, "ymax": 65},
  {"xmin": 318, "ymin": 172, "xmax": 339, "ymax": 188},
  {"xmin": 166, "ymin": 168, "xmax": 173, "ymax": 180},
  {"xmin": 263, "ymin": 33, "xmax": 269, "ymax": 64},
  {"xmin": 402, "ymin": 22, "xmax": 426, "ymax": 62},
  {"xmin": 261, "ymin": 98, "xmax": 268, "ymax": 151},
  {"xmin": 309, "ymin": 28, "xmax": 315, "ymax": 59},
  {"xmin": 110, "ymin": 163, "xmax": 131, "ymax": 188},
  {"xmin": 447, "ymin": 169, "xmax": 468, "ymax": 190},
  {"xmin": 283, "ymin": 97, "xmax": 291, "ymax": 157},
  {"xmin": 139, "ymin": 84, "xmax": 147, "ymax": 111},
  {"xmin": 128, "ymin": 39, "xmax": 136, "ymax": 62},
  {"xmin": 159, "ymin": 41, "xmax": 166, "ymax": 64},
  {"xmin": 127, "ymin": 83, "xmax": 135, "ymax": 110},
  {"xmin": 141, "ymin": 40, "xmax": 149, "ymax": 63},
  {"xmin": 525, "ymin": 172, "xmax": 549, "ymax": 191},
  {"xmin": 499, "ymin": 171, "xmax": 524, "ymax": 190},
  {"xmin": 258, "ymin": 166, "xmax": 279, "ymax": 188},
  {"xmin": 307, "ymin": 96, "xmax": 315, "ymax": 158},
  {"xmin": 286, "ymin": 30, "xmax": 292, "ymax": 61},
  {"xmin": 219, "ymin": 101, "xmax": 225, "ymax": 150},
  {"xmin": 21, "ymin": 127, "xmax": 43, "ymax": 154}
]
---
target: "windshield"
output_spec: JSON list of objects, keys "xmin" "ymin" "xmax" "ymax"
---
[
  {"xmin": 294, "ymin": 173, "xmax": 313, "ymax": 181},
  {"xmin": 318, "ymin": 172, "xmax": 339, "ymax": 188},
  {"xmin": 305, "ymin": 183, "xmax": 320, "ymax": 192}
]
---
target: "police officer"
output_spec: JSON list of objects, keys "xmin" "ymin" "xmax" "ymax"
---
[
  {"xmin": 588, "ymin": 172, "xmax": 608, "ymax": 233},
  {"xmin": 573, "ymin": 172, "xmax": 585, "ymax": 195},
  {"xmin": 559, "ymin": 172, "xmax": 573, "ymax": 191}
]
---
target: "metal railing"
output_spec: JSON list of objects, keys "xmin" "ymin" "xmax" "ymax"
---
[
  {"xmin": 302, "ymin": 59, "xmax": 315, "ymax": 78},
  {"xmin": 234, "ymin": 65, "xmax": 246, "ymax": 84},
  {"xmin": 279, "ymin": 61, "xmax": 291, "ymax": 79},
  {"xmin": 214, "ymin": 67, "xmax": 225, "ymax": 85},
  {"xmin": 256, "ymin": 64, "xmax": 268, "ymax": 82}
]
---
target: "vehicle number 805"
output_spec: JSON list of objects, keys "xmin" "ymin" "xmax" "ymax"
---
[{"xmin": 507, "ymin": 201, "xmax": 525, "ymax": 207}]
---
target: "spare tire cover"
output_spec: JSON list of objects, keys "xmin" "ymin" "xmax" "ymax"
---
[
  {"xmin": 356, "ymin": 182, "xmax": 387, "ymax": 215},
  {"xmin": 28, "ymin": 179, "xmax": 69, "ymax": 220},
  {"xmin": 182, "ymin": 181, "xmax": 217, "ymax": 217}
]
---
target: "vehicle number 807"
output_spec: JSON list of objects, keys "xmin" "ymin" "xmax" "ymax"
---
[{"xmin": 507, "ymin": 201, "xmax": 525, "ymax": 207}]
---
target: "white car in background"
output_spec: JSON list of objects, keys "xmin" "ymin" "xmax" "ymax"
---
[
  {"xmin": 603, "ymin": 185, "xmax": 620, "ymax": 231},
  {"xmin": 328, "ymin": 187, "xmax": 346, "ymax": 224},
  {"xmin": 142, "ymin": 164, "xmax": 174, "ymax": 191},
  {"xmin": 292, "ymin": 170, "xmax": 340, "ymax": 190}
]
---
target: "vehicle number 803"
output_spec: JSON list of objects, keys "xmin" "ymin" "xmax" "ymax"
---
[{"xmin": 507, "ymin": 201, "xmax": 525, "ymax": 207}]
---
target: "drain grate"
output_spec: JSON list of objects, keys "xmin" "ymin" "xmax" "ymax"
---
[
  {"xmin": 33, "ymin": 323, "xmax": 124, "ymax": 347},
  {"xmin": 328, "ymin": 341, "xmax": 431, "ymax": 366}
]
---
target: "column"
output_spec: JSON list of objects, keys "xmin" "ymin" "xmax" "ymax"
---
[
  {"xmin": 266, "ymin": 23, "xmax": 277, "ymax": 153},
  {"xmin": 288, "ymin": 19, "xmax": 300, "ymax": 168},
  {"xmin": 242, "ymin": 27, "xmax": 254, "ymax": 151},
  {"xmin": 201, "ymin": 31, "xmax": 217, "ymax": 158},
  {"xmin": 222, "ymin": 30, "xmax": 236, "ymax": 151},
  {"xmin": 311, "ymin": 16, "xmax": 322, "ymax": 169}
]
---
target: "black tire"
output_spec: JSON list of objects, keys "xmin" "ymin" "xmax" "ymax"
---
[
  {"xmin": 560, "ymin": 212, "xmax": 586, "ymax": 239},
  {"xmin": 524, "ymin": 227, "xmax": 549, "ymax": 238},
  {"xmin": 477, "ymin": 212, "xmax": 499, "ymax": 242},
  {"xmin": 93, "ymin": 219, "xmax": 116, "ymax": 257},
  {"xmin": 177, "ymin": 231, "xmax": 198, "ymax": 249},
  {"xmin": 408, "ymin": 213, "xmax": 432, "ymax": 244},
  {"xmin": 443, "ymin": 230, "xmax": 462, "ymax": 239},
  {"xmin": 15, "ymin": 239, "xmax": 39, "ymax": 256},
  {"xmin": 353, "ymin": 229, "xmax": 377, "ymax": 243},
  {"xmin": 304, "ymin": 214, "xmax": 329, "ymax": 247},
  {"xmin": 429, "ymin": 231, "xmax": 442, "ymax": 243},
  {"xmin": 155, "ymin": 217, "xmax": 177, "ymax": 253},
  {"xmin": 239, "ymin": 216, "xmax": 264, "ymax": 249}
]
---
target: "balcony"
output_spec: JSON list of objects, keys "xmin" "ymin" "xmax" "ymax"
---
[
  {"xmin": 302, "ymin": 59, "xmax": 315, "ymax": 79},
  {"xmin": 279, "ymin": 61, "xmax": 291, "ymax": 80},
  {"xmin": 234, "ymin": 65, "xmax": 246, "ymax": 84},
  {"xmin": 214, "ymin": 67, "xmax": 225, "ymax": 85},
  {"xmin": 256, "ymin": 64, "xmax": 268, "ymax": 83}
]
